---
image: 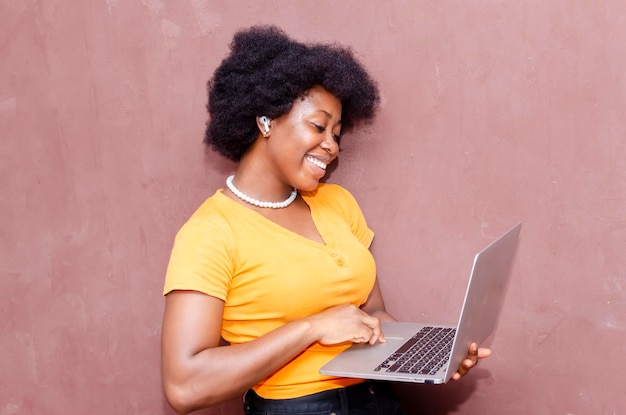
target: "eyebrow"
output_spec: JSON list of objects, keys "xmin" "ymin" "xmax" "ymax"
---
[{"xmin": 316, "ymin": 110, "xmax": 342, "ymax": 125}]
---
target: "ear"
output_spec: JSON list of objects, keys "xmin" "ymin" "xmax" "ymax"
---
[{"xmin": 256, "ymin": 116, "xmax": 271, "ymax": 137}]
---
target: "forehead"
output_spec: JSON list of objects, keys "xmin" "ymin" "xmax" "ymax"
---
[{"xmin": 294, "ymin": 86, "xmax": 342, "ymax": 118}]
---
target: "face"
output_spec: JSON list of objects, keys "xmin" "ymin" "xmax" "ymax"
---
[{"xmin": 263, "ymin": 86, "xmax": 342, "ymax": 192}]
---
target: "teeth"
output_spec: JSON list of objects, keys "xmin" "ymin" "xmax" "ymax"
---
[{"xmin": 306, "ymin": 155, "xmax": 327, "ymax": 170}]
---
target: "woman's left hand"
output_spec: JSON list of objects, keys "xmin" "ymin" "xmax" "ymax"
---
[{"xmin": 450, "ymin": 343, "xmax": 492, "ymax": 380}]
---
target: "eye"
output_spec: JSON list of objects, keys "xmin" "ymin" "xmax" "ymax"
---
[{"xmin": 312, "ymin": 122, "xmax": 342, "ymax": 145}]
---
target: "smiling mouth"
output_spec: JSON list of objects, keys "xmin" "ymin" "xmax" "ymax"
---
[{"xmin": 306, "ymin": 155, "xmax": 327, "ymax": 170}]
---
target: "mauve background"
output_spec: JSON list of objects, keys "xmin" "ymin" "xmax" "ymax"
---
[{"xmin": 1, "ymin": 1, "xmax": 625, "ymax": 414}]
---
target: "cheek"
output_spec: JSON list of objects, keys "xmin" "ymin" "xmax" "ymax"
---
[{"xmin": 285, "ymin": 127, "xmax": 316, "ymax": 149}]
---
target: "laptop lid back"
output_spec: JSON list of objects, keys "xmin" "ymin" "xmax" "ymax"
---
[{"xmin": 442, "ymin": 223, "xmax": 522, "ymax": 382}]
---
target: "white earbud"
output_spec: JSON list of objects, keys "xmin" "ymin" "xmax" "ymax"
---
[{"xmin": 259, "ymin": 116, "xmax": 271, "ymax": 134}]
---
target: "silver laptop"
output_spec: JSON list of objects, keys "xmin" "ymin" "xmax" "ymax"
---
[{"xmin": 320, "ymin": 223, "xmax": 521, "ymax": 384}]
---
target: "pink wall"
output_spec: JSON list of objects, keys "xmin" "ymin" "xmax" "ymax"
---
[{"xmin": 2, "ymin": 1, "xmax": 624, "ymax": 414}]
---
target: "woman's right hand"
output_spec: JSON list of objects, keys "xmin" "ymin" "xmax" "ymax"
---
[{"xmin": 305, "ymin": 303, "xmax": 386, "ymax": 345}]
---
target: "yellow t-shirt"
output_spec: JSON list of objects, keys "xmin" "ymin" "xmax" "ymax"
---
[{"xmin": 163, "ymin": 183, "xmax": 376, "ymax": 399}]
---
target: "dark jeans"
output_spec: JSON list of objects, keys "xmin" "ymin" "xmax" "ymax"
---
[{"xmin": 243, "ymin": 381, "xmax": 407, "ymax": 415}]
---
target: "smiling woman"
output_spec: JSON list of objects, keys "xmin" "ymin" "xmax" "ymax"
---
[{"xmin": 160, "ymin": 25, "xmax": 486, "ymax": 415}]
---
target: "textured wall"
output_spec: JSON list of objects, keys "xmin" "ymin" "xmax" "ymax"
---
[{"xmin": 1, "ymin": 1, "xmax": 624, "ymax": 414}]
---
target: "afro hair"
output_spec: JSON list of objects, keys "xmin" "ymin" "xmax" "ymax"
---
[{"xmin": 204, "ymin": 25, "xmax": 380, "ymax": 162}]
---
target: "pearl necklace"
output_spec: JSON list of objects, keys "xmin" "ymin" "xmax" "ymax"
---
[{"xmin": 226, "ymin": 175, "xmax": 298, "ymax": 209}]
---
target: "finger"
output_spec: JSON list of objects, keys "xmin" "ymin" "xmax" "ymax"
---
[
  {"xmin": 477, "ymin": 347, "xmax": 492, "ymax": 359},
  {"xmin": 368, "ymin": 327, "xmax": 388, "ymax": 344},
  {"xmin": 369, "ymin": 324, "xmax": 384, "ymax": 344},
  {"xmin": 454, "ymin": 358, "xmax": 473, "ymax": 378},
  {"xmin": 452, "ymin": 365, "xmax": 468, "ymax": 381},
  {"xmin": 354, "ymin": 334, "xmax": 371, "ymax": 343},
  {"xmin": 468, "ymin": 342, "xmax": 479, "ymax": 357},
  {"xmin": 353, "ymin": 328, "xmax": 374, "ymax": 344},
  {"xmin": 460, "ymin": 358, "xmax": 474, "ymax": 374},
  {"xmin": 451, "ymin": 359, "xmax": 472, "ymax": 381},
  {"xmin": 361, "ymin": 315, "xmax": 384, "ymax": 344}
]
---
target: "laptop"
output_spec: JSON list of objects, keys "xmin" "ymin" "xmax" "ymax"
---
[{"xmin": 320, "ymin": 223, "xmax": 522, "ymax": 384}]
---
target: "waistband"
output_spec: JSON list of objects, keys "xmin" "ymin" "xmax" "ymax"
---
[{"xmin": 244, "ymin": 381, "xmax": 395, "ymax": 413}]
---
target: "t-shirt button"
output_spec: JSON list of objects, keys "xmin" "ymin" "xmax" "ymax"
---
[
  {"xmin": 336, "ymin": 258, "xmax": 345, "ymax": 266},
  {"xmin": 330, "ymin": 251, "xmax": 338, "ymax": 257}
]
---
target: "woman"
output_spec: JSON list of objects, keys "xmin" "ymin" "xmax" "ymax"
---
[{"xmin": 161, "ymin": 25, "xmax": 490, "ymax": 415}]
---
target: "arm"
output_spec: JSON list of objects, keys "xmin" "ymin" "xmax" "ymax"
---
[
  {"xmin": 360, "ymin": 277, "xmax": 395, "ymax": 324},
  {"xmin": 161, "ymin": 290, "xmax": 385, "ymax": 414}
]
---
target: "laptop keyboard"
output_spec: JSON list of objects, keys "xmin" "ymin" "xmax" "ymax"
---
[{"xmin": 374, "ymin": 326, "xmax": 456, "ymax": 375}]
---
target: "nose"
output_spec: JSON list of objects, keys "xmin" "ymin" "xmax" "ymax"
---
[{"xmin": 321, "ymin": 134, "xmax": 339, "ymax": 158}]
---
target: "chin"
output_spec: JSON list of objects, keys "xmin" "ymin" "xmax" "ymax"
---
[{"xmin": 296, "ymin": 179, "xmax": 322, "ymax": 192}]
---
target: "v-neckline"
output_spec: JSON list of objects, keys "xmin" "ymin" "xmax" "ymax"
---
[{"xmin": 217, "ymin": 190, "xmax": 332, "ymax": 248}]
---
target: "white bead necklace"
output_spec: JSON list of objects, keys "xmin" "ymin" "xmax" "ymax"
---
[{"xmin": 226, "ymin": 175, "xmax": 298, "ymax": 209}]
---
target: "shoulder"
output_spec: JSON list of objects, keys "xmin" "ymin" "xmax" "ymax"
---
[{"xmin": 175, "ymin": 191, "xmax": 237, "ymax": 243}]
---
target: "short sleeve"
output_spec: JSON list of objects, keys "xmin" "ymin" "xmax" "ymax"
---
[{"xmin": 163, "ymin": 216, "xmax": 235, "ymax": 300}]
